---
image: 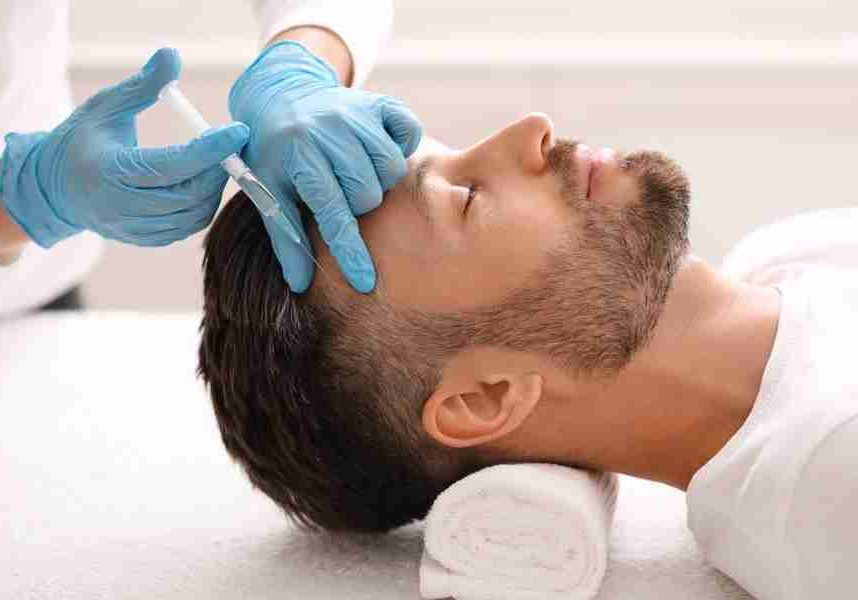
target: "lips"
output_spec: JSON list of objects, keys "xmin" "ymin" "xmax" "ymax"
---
[
  {"xmin": 575, "ymin": 144, "xmax": 594, "ymax": 198},
  {"xmin": 577, "ymin": 145, "xmax": 615, "ymax": 199},
  {"xmin": 588, "ymin": 158, "xmax": 599, "ymax": 197}
]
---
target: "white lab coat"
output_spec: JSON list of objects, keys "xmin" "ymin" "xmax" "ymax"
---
[
  {"xmin": 0, "ymin": 0, "xmax": 392, "ymax": 319},
  {"xmin": 0, "ymin": 0, "xmax": 104, "ymax": 317}
]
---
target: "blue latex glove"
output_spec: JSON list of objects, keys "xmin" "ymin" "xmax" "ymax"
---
[
  {"xmin": 229, "ymin": 41, "xmax": 422, "ymax": 293},
  {"xmin": 0, "ymin": 48, "xmax": 250, "ymax": 247}
]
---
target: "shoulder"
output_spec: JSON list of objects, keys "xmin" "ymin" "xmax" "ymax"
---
[{"xmin": 785, "ymin": 414, "xmax": 858, "ymax": 596}]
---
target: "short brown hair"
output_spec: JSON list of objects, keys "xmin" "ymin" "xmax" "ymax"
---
[{"xmin": 198, "ymin": 192, "xmax": 485, "ymax": 533}]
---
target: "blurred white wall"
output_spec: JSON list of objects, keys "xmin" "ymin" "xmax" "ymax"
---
[{"xmin": 63, "ymin": 0, "xmax": 858, "ymax": 310}]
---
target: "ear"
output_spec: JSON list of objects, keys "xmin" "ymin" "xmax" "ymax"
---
[{"xmin": 422, "ymin": 372, "xmax": 544, "ymax": 449}]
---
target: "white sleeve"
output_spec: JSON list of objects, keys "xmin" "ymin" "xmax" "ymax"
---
[
  {"xmin": 248, "ymin": 0, "xmax": 394, "ymax": 88},
  {"xmin": 785, "ymin": 415, "xmax": 858, "ymax": 598}
]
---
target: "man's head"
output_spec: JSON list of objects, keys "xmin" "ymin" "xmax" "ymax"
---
[{"xmin": 198, "ymin": 113, "xmax": 691, "ymax": 533}]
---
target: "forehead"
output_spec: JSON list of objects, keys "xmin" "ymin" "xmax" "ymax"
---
[{"xmin": 308, "ymin": 137, "xmax": 455, "ymax": 294}]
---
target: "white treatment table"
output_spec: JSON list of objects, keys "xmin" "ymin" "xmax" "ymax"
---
[{"xmin": 0, "ymin": 312, "xmax": 754, "ymax": 599}]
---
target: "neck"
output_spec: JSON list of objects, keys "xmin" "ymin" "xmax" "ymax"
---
[{"xmin": 523, "ymin": 254, "xmax": 782, "ymax": 491}]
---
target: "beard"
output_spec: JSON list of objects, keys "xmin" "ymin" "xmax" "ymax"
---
[{"xmin": 531, "ymin": 139, "xmax": 692, "ymax": 378}]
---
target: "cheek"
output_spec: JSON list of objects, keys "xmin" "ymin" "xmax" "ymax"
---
[
  {"xmin": 445, "ymin": 188, "xmax": 571, "ymax": 304},
  {"xmin": 486, "ymin": 186, "xmax": 572, "ymax": 257}
]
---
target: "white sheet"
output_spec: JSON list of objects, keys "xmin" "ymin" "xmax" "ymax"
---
[{"xmin": 0, "ymin": 312, "xmax": 754, "ymax": 599}]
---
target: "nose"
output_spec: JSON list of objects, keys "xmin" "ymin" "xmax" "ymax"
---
[
  {"xmin": 508, "ymin": 112, "xmax": 554, "ymax": 172},
  {"xmin": 469, "ymin": 112, "xmax": 554, "ymax": 174}
]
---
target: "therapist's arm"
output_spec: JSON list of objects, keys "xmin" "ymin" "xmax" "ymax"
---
[
  {"xmin": 0, "ymin": 198, "xmax": 28, "ymax": 264},
  {"xmin": 267, "ymin": 26, "xmax": 353, "ymax": 84},
  {"xmin": 248, "ymin": 0, "xmax": 392, "ymax": 88}
]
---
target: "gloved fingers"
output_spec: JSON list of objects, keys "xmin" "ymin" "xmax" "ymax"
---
[
  {"xmin": 289, "ymin": 145, "xmax": 376, "ymax": 293},
  {"xmin": 116, "ymin": 163, "xmax": 228, "ymax": 219},
  {"xmin": 353, "ymin": 117, "xmax": 409, "ymax": 192},
  {"xmin": 315, "ymin": 127, "xmax": 384, "ymax": 215},
  {"xmin": 82, "ymin": 47, "xmax": 182, "ymax": 119},
  {"xmin": 111, "ymin": 185, "xmax": 221, "ymax": 244},
  {"xmin": 172, "ymin": 189, "xmax": 224, "ymax": 236},
  {"xmin": 105, "ymin": 215, "xmax": 190, "ymax": 247},
  {"xmin": 378, "ymin": 96, "xmax": 423, "ymax": 159},
  {"xmin": 168, "ymin": 163, "xmax": 230, "ymax": 217},
  {"xmin": 104, "ymin": 122, "xmax": 249, "ymax": 188},
  {"xmin": 260, "ymin": 198, "xmax": 315, "ymax": 293}
]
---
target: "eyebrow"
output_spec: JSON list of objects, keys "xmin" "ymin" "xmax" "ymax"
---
[{"xmin": 411, "ymin": 155, "xmax": 436, "ymax": 226}]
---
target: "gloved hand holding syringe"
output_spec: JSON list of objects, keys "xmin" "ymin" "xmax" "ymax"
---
[
  {"xmin": 160, "ymin": 41, "xmax": 423, "ymax": 294},
  {"xmin": 157, "ymin": 81, "xmax": 309, "ymax": 256}
]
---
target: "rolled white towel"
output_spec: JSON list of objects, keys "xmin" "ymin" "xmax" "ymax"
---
[{"xmin": 420, "ymin": 463, "xmax": 619, "ymax": 600}]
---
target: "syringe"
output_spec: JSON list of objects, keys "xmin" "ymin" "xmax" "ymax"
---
[{"xmin": 157, "ymin": 80, "xmax": 302, "ymax": 247}]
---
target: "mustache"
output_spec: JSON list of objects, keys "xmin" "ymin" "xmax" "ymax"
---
[
  {"xmin": 546, "ymin": 139, "xmax": 585, "ymax": 203},
  {"xmin": 546, "ymin": 139, "xmax": 579, "ymax": 177}
]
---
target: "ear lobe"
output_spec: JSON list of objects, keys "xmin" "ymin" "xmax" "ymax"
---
[{"xmin": 422, "ymin": 372, "xmax": 544, "ymax": 449}]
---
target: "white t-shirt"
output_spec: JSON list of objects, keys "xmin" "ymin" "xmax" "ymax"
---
[{"xmin": 686, "ymin": 207, "xmax": 858, "ymax": 600}]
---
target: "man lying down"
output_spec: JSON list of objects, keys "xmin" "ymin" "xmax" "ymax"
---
[{"xmin": 198, "ymin": 116, "xmax": 857, "ymax": 598}]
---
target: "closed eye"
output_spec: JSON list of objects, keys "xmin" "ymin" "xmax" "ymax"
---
[{"xmin": 463, "ymin": 185, "xmax": 477, "ymax": 215}]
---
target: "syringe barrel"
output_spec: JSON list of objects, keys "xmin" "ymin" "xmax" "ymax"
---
[
  {"xmin": 158, "ymin": 81, "xmax": 251, "ymax": 180},
  {"xmin": 158, "ymin": 81, "xmax": 211, "ymax": 136},
  {"xmin": 222, "ymin": 154, "xmax": 251, "ymax": 180}
]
